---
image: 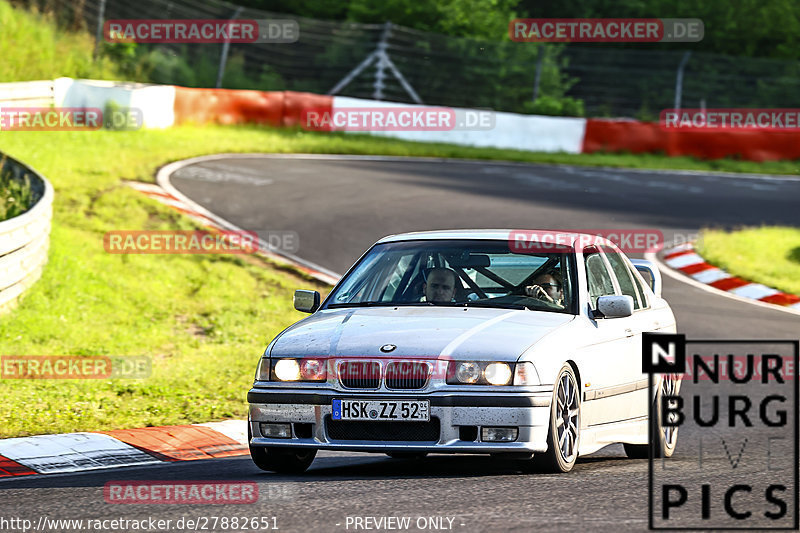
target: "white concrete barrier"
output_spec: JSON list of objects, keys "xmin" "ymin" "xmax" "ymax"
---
[
  {"xmin": 333, "ymin": 96, "xmax": 587, "ymax": 154},
  {"xmin": 0, "ymin": 80, "xmax": 54, "ymax": 107},
  {"xmin": 0, "ymin": 157, "xmax": 53, "ymax": 314},
  {"xmin": 54, "ymin": 77, "xmax": 175, "ymax": 129}
]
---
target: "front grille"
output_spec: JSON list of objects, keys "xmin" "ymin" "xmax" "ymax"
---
[
  {"xmin": 339, "ymin": 361, "xmax": 381, "ymax": 389},
  {"xmin": 385, "ymin": 361, "xmax": 430, "ymax": 390},
  {"xmin": 325, "ymin": 416, "xmax": 441, "ymax": 442}
]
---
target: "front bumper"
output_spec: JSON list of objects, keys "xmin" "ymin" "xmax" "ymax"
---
[{"xmin": 247, "ymin": 388, "xmax": 553, "ymax": 453}]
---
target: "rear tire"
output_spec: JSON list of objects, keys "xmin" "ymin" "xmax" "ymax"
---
[
  {"xmin": 522, "ymin": 364, "xmax": 580, "ymax": 473},
  {"xmin": 248, "ymin": 426, "xmax": 316, "ymax": 473},
  {"xmin": 624, "ymin": 373, "xmax": 680, "ymax": 459}
]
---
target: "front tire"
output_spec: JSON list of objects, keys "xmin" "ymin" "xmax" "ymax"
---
[
  {"xmin": 524, "ymin": 364, "xmax": 580, "ymax": 473},
  {"xmin": 248, "ymin": 426, "xmax": 316, "ymax": 474},
  {"xmin": 624, "ymin": 373, "xmax": 680, "ymax": 459}
]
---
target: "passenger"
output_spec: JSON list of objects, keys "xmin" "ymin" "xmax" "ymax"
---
[{"xmin": 525, "ymin": 272, "xmax": 564, "ymax": 307}]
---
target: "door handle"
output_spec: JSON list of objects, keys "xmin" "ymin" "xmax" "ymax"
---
[{"xmin": 625, "ymin": 328, "xmax": 634, "ymax": 337}]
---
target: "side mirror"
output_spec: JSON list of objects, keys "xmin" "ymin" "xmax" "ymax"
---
[
  {"xmin": 294, "ymin": 290, "xmax": 320, "ymax": 313},
  {"xmin": 630, "ymin": 259, "xmax": 662, "ymax": 297},
  {"xmin": 595, "ymin": 295, "xmax": 634, "ymax": 318}
]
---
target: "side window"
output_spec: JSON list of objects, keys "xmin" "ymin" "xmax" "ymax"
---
[
  {"xmin": 584, "ymin": 252, "xmax": 616, "ymax": 309},
  {"xmin": 601, "ymin": 246, "xmax": 642, "ymax": 310},
  {"xmin": 627, "ymin": 263, "xmax": 650, "ymax": 309}
]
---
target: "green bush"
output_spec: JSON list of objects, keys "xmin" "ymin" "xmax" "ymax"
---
[
  {"xmin": 523, "ymin": 95, "xmax": 585, "ymax": 117},
  {"xmin": 0, "ymin": 165, "xmax": 33, "ymax": 221}
]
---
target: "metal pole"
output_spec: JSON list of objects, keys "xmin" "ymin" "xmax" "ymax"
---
[
  {"xmin": 328, "ymin": 51, "xmax": 378, "ymax": 95},
  {"xmin": 328, "ymin": 20, "xmax": 421, "ymax": 103},
  {"xmin": 373, "ymin": 21, "xmax": 392, "ymax": 100},
  {"xmin": 532, "ymin": 47, "xmax": 544, "ymax": 102},
  {"xmin": 217, "ymin": 6, "xmax": 244, "ymax": 89},
  {"xmin": 383, "ymin": 55, "xmax": 423, "ymax": 104},
  {"xmin": 673, "ymin": 51, "xmax": 691, "ymax": 111},
  {"xmin": 93, "ymin": 0, "xmax": 107, "ymax": 60}
]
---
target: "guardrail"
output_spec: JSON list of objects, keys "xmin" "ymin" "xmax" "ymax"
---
[
  {"xmin": 0, "ymin": 155, "xmax": 53, "ymax": 314},
  {"xmin": 0, "ymin": 80, "xmax": 55, "ymax": 107}
]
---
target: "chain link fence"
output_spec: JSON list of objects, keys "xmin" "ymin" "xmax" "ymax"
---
[{"xmin": 12, "ymin": 0, "xmax": 800, "ymax": 118}]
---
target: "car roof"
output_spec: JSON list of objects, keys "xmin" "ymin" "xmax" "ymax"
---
[{"xmin": 376, "ymin": 229, "xmax": 616, "ymax": 248}]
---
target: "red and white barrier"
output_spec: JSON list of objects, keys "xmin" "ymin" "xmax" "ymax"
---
[
  {"xmin": 35, "ymin": 77, "xmax": 800, "ymax": 161},
  {"xmin": 582, "ymin": 118, "xmax": 800, "ymax": 162}
]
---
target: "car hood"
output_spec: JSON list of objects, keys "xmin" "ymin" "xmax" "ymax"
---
[{"xmin": 270, "ymin": 307, "xmax": 574, "ymax": 361}]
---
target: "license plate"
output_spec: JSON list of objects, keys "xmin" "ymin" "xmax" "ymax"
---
[{"xmin": 332, "ymin": 399, "xmax": 430, "ymax": 422}]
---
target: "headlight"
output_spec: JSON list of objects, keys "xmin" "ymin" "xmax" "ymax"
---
[
  {"xmin": 274, "ymin": 359, "xmax": 301, "ymax": 381},
  {"xmin": 300, "ymin": 359, "xmax": 326, "ymax": 381},
  {"xmin": 272, "ymin": 358, "xmax": 327, "ymax": 382},
  {"xmin": 447, "ymin": 361, "xmax": 514, "ymax": 385},
  {"xmin": 455, "ymin": 362, "xmax": 480, "ymax": 384},
  {"xmin": 484, "ymin": 362, "xmax": 512, "ymax": 385}
]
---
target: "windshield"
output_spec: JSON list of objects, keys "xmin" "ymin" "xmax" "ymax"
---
[{"xmin": 325, "ymin": 239, "xmax": 576, "ymax": 314}]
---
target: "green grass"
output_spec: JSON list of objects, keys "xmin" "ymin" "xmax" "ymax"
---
[
  {"xmin": 0, "ymin": 126, "xmax": 339, "ymax": 438},
  {"xmin": 1, "ymin": 124, "xmax": 800, "ymax": 438},
  {"xmin": 696, "ymin": 226, "xmax": 800, "ymax": 296},
  {"xmin": 0, "ymin": 0, "xmax": 120, "ymax": 81}
]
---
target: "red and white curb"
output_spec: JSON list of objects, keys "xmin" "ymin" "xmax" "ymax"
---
[
  {"xmin": 658, "ymin": 242, "xmax": 800, "ymax": 315},
  {"xmin": 128, "ymin": 162, "xmax": 340, "ymax": 285},
  {"xmin": 126, "ymin": 181, "xmax": 223, "ymax": 229},
  {"xmin": 0, "ymin": 420, "xmax": 248, "ymax": 478}
]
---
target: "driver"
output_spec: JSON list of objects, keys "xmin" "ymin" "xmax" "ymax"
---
[
  {"xmin": 424, "ymin": 267, "xmax": 457, "ymax": 303},
  {"xmin": 525, "ymin": 272, "xmax": 564, "ymax": 307}
]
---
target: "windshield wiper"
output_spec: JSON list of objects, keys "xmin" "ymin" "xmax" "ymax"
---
[
  {"xmin": 455, "ymin": 301, "xmax": 529, "ymax": 310},
  {"xmin": 326, "ymin": 301, "xmax": 431, "ymax": 309}
]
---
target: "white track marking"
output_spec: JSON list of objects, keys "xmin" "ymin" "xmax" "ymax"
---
[{"xmin": 0, "ymin": 433, "xmax": 160, "ymax": 474}]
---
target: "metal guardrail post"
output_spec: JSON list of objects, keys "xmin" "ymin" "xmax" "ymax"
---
[
  {"xmin": 532, "ymin": 47, "xmax": 544, "ymax": 102},
  {"xmin": 673, "ymin": 51, "xmax": 692, "ymax": 112},
  {"xmin": 216, "ymin": 6, "xmax": 245, "ymax": 89},
  {"xmin": 372, "ymin": 22, "xmax": 391, "ymax": 100},
  {"xmin": 93, "ymin": 0, "xmax": 107, "ymax": 60}
]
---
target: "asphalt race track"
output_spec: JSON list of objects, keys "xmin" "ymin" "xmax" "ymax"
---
[
  {"xmin": 3, "ymin": 155, "xmax": 799, "ymax": 532},
  {"xmin": 169, "ymin": 155, "xmax": 800, "ymax": 339}
]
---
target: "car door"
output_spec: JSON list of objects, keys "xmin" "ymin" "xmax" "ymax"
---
[
  {"xmin": 578, "ymin": 248, "xmax": 642, "ymax": 426},
  {"xmin": 600, "ymin": 246, "xmax": 656, "ymax": 420}
]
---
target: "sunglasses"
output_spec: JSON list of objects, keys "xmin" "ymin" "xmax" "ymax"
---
[{"xmin": 538, "ymin": 283, "xmax": 561, "ymax": 289}]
